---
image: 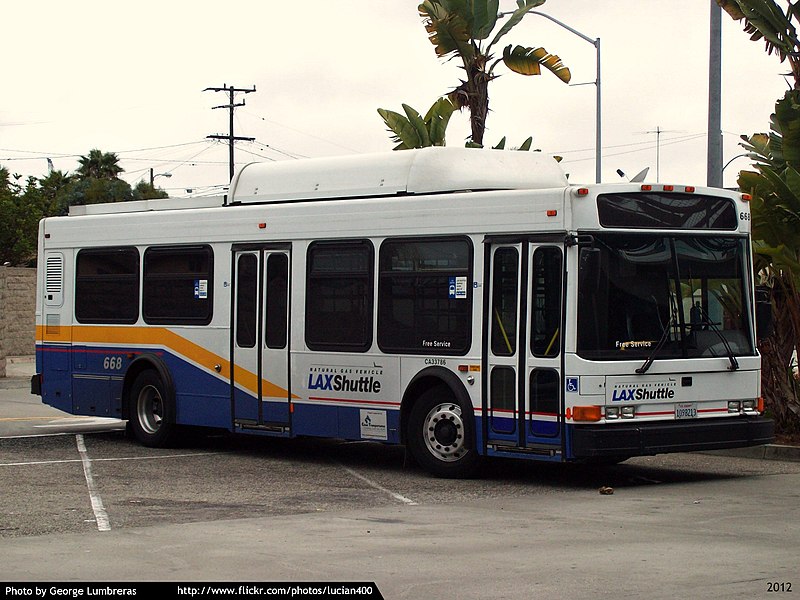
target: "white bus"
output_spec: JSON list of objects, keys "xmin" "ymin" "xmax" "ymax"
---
[{"xmin": 31, "ymin": 147, "xmax": 774, "ymax": 477}]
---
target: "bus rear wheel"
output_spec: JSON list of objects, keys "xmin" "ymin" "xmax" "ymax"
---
[
  {"xmin": 127, "ymin": 370, "xmax": 176, "ymax": 447},
  {"xmin": 408, "ymin": 388, "xmax": 478, "ymax": 478}
]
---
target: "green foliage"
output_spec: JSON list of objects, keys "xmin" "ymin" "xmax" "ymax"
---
[
  {"xmin": 378, "ymin": 98, "xmax": 456, "ymax": 149},
  {"xmin": 502, "ymin": 44, "xmax": 571, "ymax": 81},
  {"xmin": 739, "ymin": 91, "xmax": 800, "ymax": 264},
  {"xmin": 417, "ymin": 0, "xmax": 570, "ymax": 145},
  {"xmin": 0, "ymin": 170, "xmax": 45, "ymax": 266},
  {"xmin": 379, "ymin": 97, "xmax": 540, "ymax": 152},
  {"xmin": 133, "ymin": 181, "xmax": 169, "ymax": 200},
  {"xmin": 489, "ymin": 135, "xmax": 534, "ymax": 150},
  {"xmin": 716, "ymin": 0, "xmax": 800, "ymax": 86},
  {"xmin": 737, "ymin": 90, "xmax": 800, "ymax": 432},
  {"xmin": 0, "ymin": 148, "xmax": 164, "ymax": 265}
]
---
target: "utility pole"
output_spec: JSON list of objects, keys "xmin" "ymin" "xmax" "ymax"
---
[
  {"xmin": 708, "ymin": 0, "xmax": 723, "ymax": 188},
  {"xmin": 204, "ymin": 84, "xmax": 256, "ymax": 181}
]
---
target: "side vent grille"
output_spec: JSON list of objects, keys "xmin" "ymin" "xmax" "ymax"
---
[{"xmin": 44, "ymin": 253, "xmax": 64, "ymax": 307}]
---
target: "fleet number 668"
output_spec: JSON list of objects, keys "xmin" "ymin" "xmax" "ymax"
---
[{"xmin": 103, "ymin": 356, "xmax": 123, "ymax": 370}]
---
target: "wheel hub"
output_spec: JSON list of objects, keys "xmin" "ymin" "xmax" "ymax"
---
[
  {"xmin": 137, "ymin": 384, "xmax": 164, "ymax": 435},
  {"xmin": 423, "ymin": 403, "xmax": 465, "ymax": 462}
]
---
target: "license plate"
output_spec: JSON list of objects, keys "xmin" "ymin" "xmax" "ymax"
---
[{"xmin": 675, "ymin": 402, "xmax": 698, "ymax": 419}]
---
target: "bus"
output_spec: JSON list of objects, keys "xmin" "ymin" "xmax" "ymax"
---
[{"xmin": 31, "ymin": 147, "xmax": 774, "ymax": 477}]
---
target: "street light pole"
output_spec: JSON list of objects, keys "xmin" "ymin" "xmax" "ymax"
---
[{"xmin": 500, "ymin": 10, "xmax": 601, "ymax": 182}]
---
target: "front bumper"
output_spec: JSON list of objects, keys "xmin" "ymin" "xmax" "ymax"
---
[{"xmin": 570, "ymin": 416, "xmax": 775, "ymax": 458}]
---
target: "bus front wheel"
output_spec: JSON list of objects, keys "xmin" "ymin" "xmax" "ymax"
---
[
  {"xmin": 407, "ymin": 388, "xmax": 478, "ymax": 478},
  {"xmin": 127, "ymin": 370, "xmax": 176, "ymax": 447}
]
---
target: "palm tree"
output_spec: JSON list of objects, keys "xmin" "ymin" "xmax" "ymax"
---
[
  {"xmin": 419, "ymin": 0, "xmax": 571, "ymax": 146},
  {"xmin": 76, "ymin": 149, "xmax": 123, "ymax": 180}
]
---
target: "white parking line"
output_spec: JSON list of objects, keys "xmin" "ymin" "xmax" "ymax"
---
[
  {"xmin": 76, "ymin": 434, "xmax": 111, "ymax": 532},
  {"xmin": 0, "ymin": 452, "xmax": 222, "ymax": 467},
  {"xmin": 338, "ymin": 463, "xmax": 418, "ymax": 505},
  {"xmin": 35, "ymin": 417, "xmax": 124, "ymax": 429}
]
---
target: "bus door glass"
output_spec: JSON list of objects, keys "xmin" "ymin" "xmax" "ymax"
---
[
  {"xmin": 525, "ymin": 245, "xmax": 563, "ymax": 444},
  {"xmin": 232, "ymin": 246, "xmax": 291, "ymax": 427},
  {"xmin": 488, "ymin": 244, "xmax": 521, "ymax": 442},
  {"xmin": 487, "ymin": 241, "xmax": 563, "ymax": 451}
]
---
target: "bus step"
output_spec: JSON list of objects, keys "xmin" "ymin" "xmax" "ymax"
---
[
  {"xmin": 487, "ymin": 442, "xmax": 558, "ymax": 456},
  {"xmin": 235, "ymin": 420, "xmax": 289, "ymax": 433}
]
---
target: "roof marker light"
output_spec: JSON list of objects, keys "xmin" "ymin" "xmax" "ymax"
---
[
  {"xmin": 577, "ymin": 188, "xmax": 589, "ymax": 196},
  {"xmin": 685, "ymin": 186, "xmax": 695, "ymax": 193},
  {"xmin": 742, "ymin": 193, "xmax": 752, "ymax": 202},
  {"xmin": 258, "ymin": 223, "xmax": 267, "ymax": 229},
  {"xmin": 663, "ymin": 184, "xmax": 674, "ymax": 192},
  {"xmin": 641, "ymin": 184, "xmax": 652, "ymax": 191}
]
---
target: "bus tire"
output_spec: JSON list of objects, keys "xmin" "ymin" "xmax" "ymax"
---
[
  {"xmin": 407, "ymin": 387, "xmax": 478, "ymax": 478},
  {"xmin": 127, "ymin": 370, "xmax": 176, "ymax": 447}
]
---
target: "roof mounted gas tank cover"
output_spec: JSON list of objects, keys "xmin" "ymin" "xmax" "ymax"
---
[{"xmin": 227, "ymin": 147, "xmax": 568, "ymax": 204}]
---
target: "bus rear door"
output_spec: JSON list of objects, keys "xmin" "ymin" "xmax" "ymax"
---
[{"xmin": 231, "ymin": 244, "xmax": 291, "ymax": 430}]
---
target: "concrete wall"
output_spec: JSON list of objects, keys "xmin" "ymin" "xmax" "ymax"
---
[{"xmin": 0, "ymin": 267, "xmax": 36, "ymax": 377}]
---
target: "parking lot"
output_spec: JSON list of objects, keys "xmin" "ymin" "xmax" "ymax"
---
[{"xmin": 2, "ymin": 383, "xmax": 800, "ymax": 599}]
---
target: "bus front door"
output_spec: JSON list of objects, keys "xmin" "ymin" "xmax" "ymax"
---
[
  {"xmin": 231, "ymin": 245, "xmax": 291, "ymax": 430},
  {"xmin": 486, "ymin": 240, "xmax": 564, "ymax": 457}
]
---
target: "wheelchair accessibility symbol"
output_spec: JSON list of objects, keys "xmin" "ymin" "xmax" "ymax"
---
[{"xmin": 566, "ymin": 378, "xmax": 579, "ymax": 393}]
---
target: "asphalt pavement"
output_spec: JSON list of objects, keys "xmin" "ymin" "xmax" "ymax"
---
[{"xmin": 2, "ymin": 358, "xmax": 800, "ymax": 599}]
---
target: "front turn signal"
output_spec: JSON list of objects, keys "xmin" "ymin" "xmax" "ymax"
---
[{"xmin": 572, "ymin": 405, "xmax": 602, "ymax": 422}]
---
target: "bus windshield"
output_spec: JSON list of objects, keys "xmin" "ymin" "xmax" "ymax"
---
[{"xmin": 577, "ymin": 233, "xmax": 754, "ymax": 362}]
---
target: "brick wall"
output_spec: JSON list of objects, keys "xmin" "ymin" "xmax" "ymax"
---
[{"xmin": 0, "ymin": 267, "xmax": 36, "ymax": 377}]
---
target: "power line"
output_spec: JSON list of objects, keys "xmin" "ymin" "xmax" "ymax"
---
[
  {"xmin": 561, "ymin": 133, "xmax": 706, "ymax": 164},
  {"xmin": 243, "ymin": 110, "xmax": 361, "ymax": 153}
]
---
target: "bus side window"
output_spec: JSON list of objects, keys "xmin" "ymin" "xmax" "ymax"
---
[
  {"xmin": 143, "ymin": 245, "xmax": 214, "ymax": 325},
  {"xmin": 305, "ymin": 240, "xmax": 373, "ymax": 352},
  {"xmin": 378, "ymin": 237, "xmax": 472, "ymax": 355},
  {"xmin": 75, "ymin": 247, "xmax": 139, "ymax": 324}
]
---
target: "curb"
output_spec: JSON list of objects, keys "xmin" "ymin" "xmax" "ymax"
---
[
  {"xmin": 0, "ymin": 377, "xmax": 31, "ymax": 391},
  {"xmin": 701, "ymin": 444, "xmax": 800, "ymax": 462}
]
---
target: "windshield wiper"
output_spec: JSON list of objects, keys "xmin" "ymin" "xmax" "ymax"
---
[
  {"xmin": 690, "ymin": 305, "xmax": 740, "ymax": 371},
  {"xmin": 636, "ymin": 317, "xmax": 674, "ymax": 374}
]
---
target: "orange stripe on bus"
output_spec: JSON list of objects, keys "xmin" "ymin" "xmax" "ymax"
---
[{"xmin": 36, "ymin": 324, "xmax": 296, "ymax": 399}]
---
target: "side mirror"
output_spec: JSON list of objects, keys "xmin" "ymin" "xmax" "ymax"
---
[{"xmin": 755, "ymin": 285, "xmax": 773, "ymax": 342}]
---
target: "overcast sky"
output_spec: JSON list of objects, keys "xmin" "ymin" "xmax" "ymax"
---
[{"xmin": 0, "ymin": 0, "xmax": 789, "ymax": 197}]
